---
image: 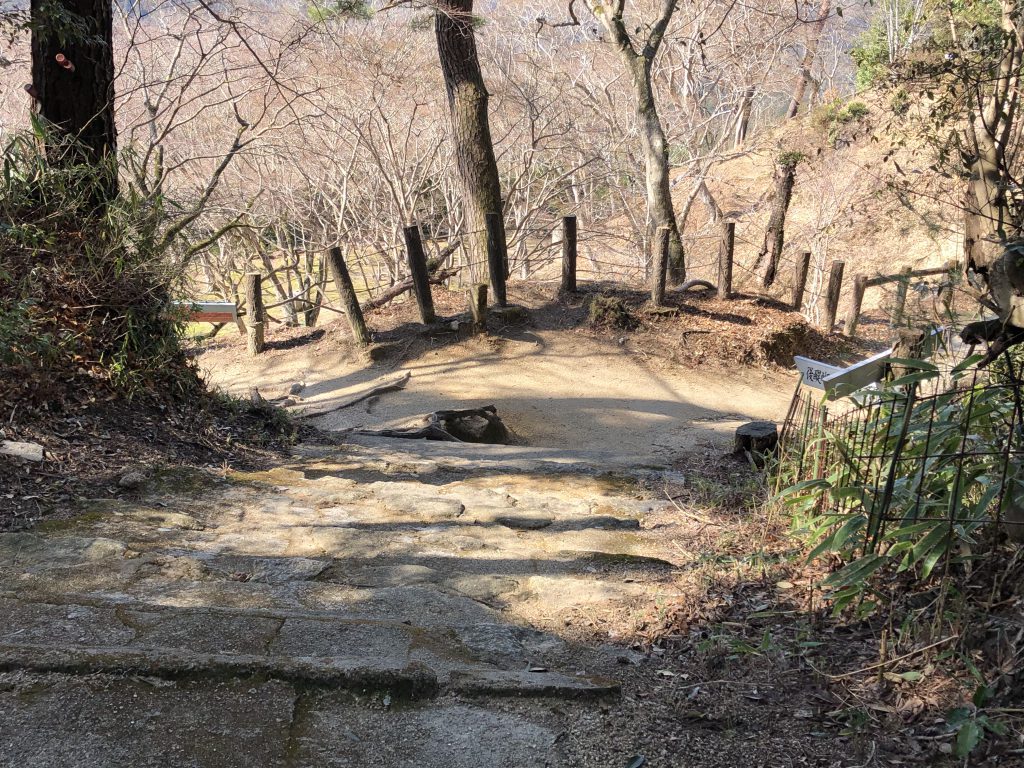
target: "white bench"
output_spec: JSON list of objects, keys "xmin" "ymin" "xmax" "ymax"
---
[{"xmin": 171, "ymin": 301, "xmax": 238, "ymax": 324}]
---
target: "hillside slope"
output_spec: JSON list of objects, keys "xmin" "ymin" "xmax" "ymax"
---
[{"xmin": 683, "ymin": 98, "xmax": 959, "ymax": 321}]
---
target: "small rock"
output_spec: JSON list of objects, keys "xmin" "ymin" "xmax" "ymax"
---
[
  {"xmin": 0, "ymin": 440, "xmax": 44, "ymax": 463},
  {"xmin": 118, "ymin": 470, "xmax": 149, "ymax": 490},
  {"xmin": 289, "ymin": 382, "xmax": 305, "ymax": 395},
  {"xmin": 494, "ymin": 515, "xmax": 553, "ymax": 531}
]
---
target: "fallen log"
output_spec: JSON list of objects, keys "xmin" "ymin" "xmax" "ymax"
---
[
  {"xmin": 671, "ymin": 279, "xmax": 717, "ymax": 293},
  {"xmin": 360, "ymin": 267, "xmax": 460, "ymax": 313},
  {"xmin": 296, "ymin": 372, "xmax": 411, "ymax": 418},
  {"xmin": 354, "ymin": 405, "xmax": 509, "ymax": 444},
  {"xmin": 355, "ymin": 424, "xmax": 461, "ymax": 442},
  {"xmin": 360, "ymin": 236, "xmax": 462, "ymax": 315}
]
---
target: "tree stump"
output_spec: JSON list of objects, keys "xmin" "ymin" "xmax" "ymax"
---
[{"xmin": 734, "ymin": 421, "xmax": 779, "ymax": 464}]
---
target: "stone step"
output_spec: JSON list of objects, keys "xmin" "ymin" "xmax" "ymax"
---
[
  {"xmin": 0, "ymin": 642, "xmax": 615, "ymax": 700},
  {"xmin": 295, "ymin": 435, "xmax": 672, "ymax": 476},
  {"xmin": 0, "ymin": 596, "xmax": 618, "ymax": 700},
  {"xmin": 0, "ymin": 677, "xmax": 571, "ymax": 768}
]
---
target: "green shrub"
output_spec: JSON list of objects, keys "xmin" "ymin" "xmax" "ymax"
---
[
  {"xmin": 812, "ymin": 100, "xmax": 870, "ymax": 147},
  {"xmin": 779, "ymin": 355, "xmax": 1015, "ymax": 617},
  {"xmin": 0, "ymin": 125, "xmax": 197, "ymax": 404},
  {"xmin": 842, "ymin": 101, "xmax": 870, "ymax": 120},
  {"xmin": 777, "ymin": 150, "xmax": 807, "ymax": 168},
  {"xmin": 890, "ymin": 87, "xmax": 911, "ymax": 116}
]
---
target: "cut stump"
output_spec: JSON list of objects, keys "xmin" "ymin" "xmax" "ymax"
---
[{"xmin": 734, "ymin": 421, "xmax": 778, "ymax": 463}]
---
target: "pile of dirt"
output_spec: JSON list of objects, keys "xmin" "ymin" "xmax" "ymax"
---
[
  {"xmin": 588, "ymin": 294, "xmax": 642, "ymax": 330},
  {"xmin": 580, "ymin": 289, "xmax": 875, "ymax": 370}
]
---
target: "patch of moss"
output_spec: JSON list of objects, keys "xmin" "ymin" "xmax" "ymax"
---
[
  {"xmin": 34, "ymin": 510, "xmax": 107, "ymax": 533},
  {"xmin": 150, "ymin": 467, "xmax": 223, "ymax": 496}
]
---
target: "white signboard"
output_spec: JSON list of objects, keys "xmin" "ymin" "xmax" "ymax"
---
[
  {"xmin": 823, "ymin": 348, "xmax": 893, "ymax": 398},
  {"xmin": 795, "ymin": 348, "xmax": 894, "ymax": 399},
  {"xmin": 794, "ymin": 356, "xmax": 842, "ymax": 390}
]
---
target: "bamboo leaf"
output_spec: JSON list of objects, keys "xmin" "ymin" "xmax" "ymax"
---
[
  {"xmin": 888, "ymin": 357, "xmax": 939, "ymax": 372},
  {"xmin": 954, "ymin": 721, "xmax": 982, "ymax": 758},
  {"xmin": 823, "ymin": 554, "xmax": 887, "ymax": 589}
]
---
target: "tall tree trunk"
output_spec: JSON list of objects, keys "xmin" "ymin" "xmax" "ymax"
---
[
  {"xmin": 629, "ymin": 56, "xmax": 686, "ymax": 283},
  {"xmin": 434, "ymin": 1, "xmax": 507, "ymax": 277},
  {"xmin": 756, "ymin": 157, "xmax": 799, "ymax": 288},
  {"xmin": 785, "ymin": 0, "xmax": 831, "ymax": 120},
  {"xmin": 30, "ymin": 0, "xmax": 117, "ymax": 201},
  {"xmin": 963, "ymin": 0, "xmax": 1024, "ymax": 326},
  {"xmin": 733, "ymin": 85, "xmax": 755, "ymax": 148}
]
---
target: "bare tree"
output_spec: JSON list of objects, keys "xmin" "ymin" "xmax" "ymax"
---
[
  {"xmin": 583, "ymin": 0, "xmax": 686, "ymax": 282},
  {"xmin": 785, "ymin": 0, "xmax": 830, "ymax": 119}
]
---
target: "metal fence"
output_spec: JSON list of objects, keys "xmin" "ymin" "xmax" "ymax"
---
[{"xmin": 777, "ymin": 358, "xmax": 1024, "ymax": 561}]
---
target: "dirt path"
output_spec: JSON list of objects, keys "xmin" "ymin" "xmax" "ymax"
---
[
  {"xmin": 0, "ymin": 315, "xmax": 869, "ymax": 766},
  {"xmin": 0, "ymin": 436, "xmax": 854, "ymax": 767},
  {"xmin": 198, "ymin": 323, "xmax": 795, "ymax": 457}
]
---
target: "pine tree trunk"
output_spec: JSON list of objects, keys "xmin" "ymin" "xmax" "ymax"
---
[
  {"xmin": 434, "ymin": 1, "xmax": 507, "ymax": 276},
  {"xmin": 30, "ymin": 0, "xmax": 117, "ymax": 200}
]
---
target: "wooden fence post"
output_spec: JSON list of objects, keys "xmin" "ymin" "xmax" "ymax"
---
[
  {"xmin": 485, "ymin": 212, "xmax": 508, "ymax": 307},
  {"xmin": 892, "ymin": 266, "xmax": 912, "ymax": 326},
  {"xmin": 244, "ymin": 272, "xmax": 264, "ymax": 357},
  {"xmin": 403, "ymin": 224, "xmax": 436, "ymax": 324},
  {"xmin": 651, "ymin": 226, "xmax": 669, "ymax": 306},
  {"xmin": 468, "ymin": 282, "xmax": 488, "ymax": 333},
  {"xmin": 718, "ymin": 221, "xmax": 735, "ymax": 300},
  {"xmin": 326, "ymin": 246, "xmax": 371, "ymax": 347},
  {"xmin": 822, "ymin": 260, "xmax": 846, "ymax": 333},
  {"xmin": 560, "ymin": 215, "xmax": 577, "ymax": 295},
  {"xmin": 792, "ymin": 251, "xmax": 812, "ymax": 311},
  {"xmin": 846, "ymin": 274, "xmax": 868, "ymax": 337}
]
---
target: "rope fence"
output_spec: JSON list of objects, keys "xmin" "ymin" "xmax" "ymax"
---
[{"xmin": 190, "ymin": 213, "xmax": 964, "ymax": 355}]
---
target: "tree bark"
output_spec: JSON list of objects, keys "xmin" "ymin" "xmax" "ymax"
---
[
  {"xmin": 30, "ymin": 0, "xmax": 117, "ymax": 201},
  {"xmin": 733, "ymin": 85, "xmax": 755, "ymax": 148},
  {"xmin": 434, "ymin": 1, "xmax": 507, "ymax": 272},
  {"xmin": 630, "ymin": 56, "xmax": 685, "ymax": 283},
  {"xmin": 785, "ymin": 0, "xmax": 831, "ymax": 120},
  {"xmin": 962, "ymin": 0, "xmax": 1024, "ymax": 329},
  {"xmin": 757, "ymin": 157, "xmax": 799, "ymax": 288}
]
